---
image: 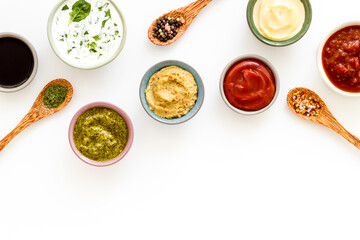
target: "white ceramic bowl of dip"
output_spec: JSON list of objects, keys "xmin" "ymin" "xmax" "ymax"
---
[
  {"xmin": 47, "ymin": 0, "xmax": 127, "ymax": 70},
  {"xmin": 317, "ymin": 21, "xmax": 360, "ymax": 97}
]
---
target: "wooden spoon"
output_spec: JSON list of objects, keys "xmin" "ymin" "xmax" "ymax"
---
[
  {"xmin": 148, "ymin": 0, "xmax": 213, "ymax": 46},
  {"xmin": 0, "ymin": 79, "xmax": 73, "ymax": 152},
  {"xmin": 287, "ymin": 87, "xmax": 360, "ymax": 150}
]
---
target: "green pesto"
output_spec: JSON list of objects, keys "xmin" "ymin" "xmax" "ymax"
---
[
  {"xmin": 73, "ymin": 107, "xmax": 129, "ymax": 161},
  {"xmin": 43, "ymin": 85, "xmax": 68, "ymax": 109}
]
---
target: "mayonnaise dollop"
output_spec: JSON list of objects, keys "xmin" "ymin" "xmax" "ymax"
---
[{"xmin": 253, "ymin": 0, "xmax": 305, "ymax": 41}]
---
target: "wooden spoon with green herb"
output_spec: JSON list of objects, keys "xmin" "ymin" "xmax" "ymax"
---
[
  {"xmin": 148, "ymin": 0, "xmax": 213, "ymax": 46},
  {"xmin": 0, "ymin": 79, "xmax": 73, "ymax": 152}
]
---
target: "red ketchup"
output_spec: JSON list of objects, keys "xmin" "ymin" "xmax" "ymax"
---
[{"xmin": 223, "ymin": 59, "xmax": 276, "ymax": 111}]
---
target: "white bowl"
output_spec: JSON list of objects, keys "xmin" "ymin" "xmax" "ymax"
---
[
  {"xmin": 219, "ymin": 54, "xmax": 280, "ymax": 115},
  {"xmin": 0, "ymin": 32, "xmax": 38, "ymax": 93},
  {"xmin": 317, "ymin": 21, "xmax": 360, "ymax": 97},
  {"xmin": 47, "ymin": 0, "xmax": 127, "ymax": 70}
]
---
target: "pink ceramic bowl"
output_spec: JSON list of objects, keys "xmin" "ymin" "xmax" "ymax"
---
[{"xmin": 68, "ymin": 102, "xmax": 134, "ymax": 167}]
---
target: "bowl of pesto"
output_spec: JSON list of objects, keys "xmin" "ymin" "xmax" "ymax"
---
[
  {"xmin": 48, "ymin": 0, "xmax": 126, "ymax": 69},
  {"xmin": 68, "ymin": 102, "xmax": 134, "ymax": 167}
]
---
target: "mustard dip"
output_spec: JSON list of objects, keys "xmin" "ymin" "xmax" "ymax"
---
[
  {"xmin": 145, "ymin": 66, "xmax": 198, "ymax": 119},
  {"xmin": 253, "ymin": 0, "xmax": 305, "ymax": 41}
]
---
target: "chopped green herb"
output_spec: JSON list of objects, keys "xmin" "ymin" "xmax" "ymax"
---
[
  {"xmin": 98, "ymin": 2, "xmax": 109, "ymax": 11},
  {"xmin": 62, "ymin": 5, "xmax": 69, "ymax": 11},
  {"xmin": 115, "ymin": 30, "xmax": 119, "ymax": 36},
  {"xmin": 65, "ymin": 34, "xmax": 68, "ymax": 38},
  {"xmin": 80, "ymin": 41, "xmax": 83, "ymax": 46},
  {"xmin": 43, "ymin": 85, "xmax": 69, "ymax": 109},
  {"xmin": 59, "ymin": 38, "xmax": 65, "ymax": 42},
  {"xmin": 101, "ymin": 19, "xmax": 108, "ymax": 29},
  {"xmin": 69, "ymin": 0, "xmax": 91, "ymax": 26},
  {"xmin": 89, "ymin": 42, "xmax": 97, "ymax": 49},
  {"xmin": 93, "ymin": 35, "xmax": 101, "ymax": 41},
  {"xmin": 105, "ymin": 9, "xmax": 111, "ymax": 18},
  {"xmin": 114, "ymin": 23, "xmax": 118, "ymax": 27},
  {"xmin": 67, "ymin": 49, "xmax": 72, "ymax": 54},
  {"xmin": 89, "ymin": 49, "xmax": 97, "ymax": 53},
  {"xmin": 103, "ymin": 39, "xmax": 110, "ymax": 43}
]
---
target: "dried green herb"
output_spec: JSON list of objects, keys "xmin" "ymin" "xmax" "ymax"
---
[
  {"xmin": 43, "ymin": 85, "xmax": 69, "ymax": 109},
  {"xmin": 69, "ymin": 0, "xmax": 91, "ymax": 26}
]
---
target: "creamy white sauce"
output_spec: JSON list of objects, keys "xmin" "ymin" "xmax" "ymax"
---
[
  {"xmin": 253, "ymin": 0, "xmax": 305, "ymax": 41},
  {"xmin": 51, "ymin": 0, "xmax": 123, "ymax": 68}
]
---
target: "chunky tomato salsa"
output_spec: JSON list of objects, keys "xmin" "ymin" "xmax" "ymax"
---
[
  {"xmin": 322, "ymin": 25, "xmax": 360, "ymax": 93},
  {"xmin": 223, "ymin": 59, "xmax": 276, "ymax": 111}
]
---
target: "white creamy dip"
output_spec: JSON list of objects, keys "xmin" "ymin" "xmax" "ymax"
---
[
  {"xmin": 51, "ymin": 0, "xmax": 123, "ymax": 68},
  {"xmin": 253, "ymin": 0, "xmax": 305, "ymax": 41}
]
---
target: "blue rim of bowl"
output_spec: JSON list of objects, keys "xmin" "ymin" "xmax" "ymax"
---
[
  {"xmin": 139, "ymin": 60, "xmax": 205, "ymax": 125},
  {"xmin": 246, "ymin": 0, "xmax": 312, "ymax": 47},
  {"xmin": 47, "ymin": 0, "xmax": 127, "ymax": 70}
]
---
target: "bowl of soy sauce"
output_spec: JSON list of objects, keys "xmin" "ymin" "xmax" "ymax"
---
[{"xmin": 0, "ymin": 33, "xmax": 38, "ymax": 93}]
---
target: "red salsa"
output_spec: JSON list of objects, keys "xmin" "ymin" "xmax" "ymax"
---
[
  {"xmin": 322, "ymin": 25, "xmax": 360, "ymax": 93},
  {"xmin": 223, "ymin": 59, "xmax": 276, "ymax": 111}
]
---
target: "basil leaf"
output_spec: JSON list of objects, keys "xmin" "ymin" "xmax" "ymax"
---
[
  {"xmin": 62, "ymin": 5, "xmax": 69, "ymax": 11},
  {"xmin": 69, "ymin": 0, "xmax": 91, "ymax": 25}
]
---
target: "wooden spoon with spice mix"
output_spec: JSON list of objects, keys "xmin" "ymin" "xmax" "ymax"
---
[
  {"xmin": 287, "ymin": 87, "xmax": 360, "ymax": 150},
  {"xmin": 148, "ymin": 0, "xmax": 213, "ymax": 46},
  {"xmin": 0, "ymin": 79, "xmax": 73, "ymax": 152}
]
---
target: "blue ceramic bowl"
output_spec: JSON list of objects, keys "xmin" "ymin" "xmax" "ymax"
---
[{"xmin": 139, "ymin": 60, "xmax": 205, "ymax": 124}]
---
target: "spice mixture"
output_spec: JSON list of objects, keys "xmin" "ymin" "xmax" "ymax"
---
[
  {"xmin": 152, "ymin": 16, "xmax": 185, "ymax": 42},
  {"xmin": 43, "ymin": 85, "xmax": 69, "ymax": 109},
  {"xmin": 290, "ymin": 91, "xmax": 321, "ymax": 117}
]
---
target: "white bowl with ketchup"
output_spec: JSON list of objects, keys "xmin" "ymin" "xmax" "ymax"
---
[{"xmin": 220, "ymin": 54, "xmax": 280, "ymax": 115}]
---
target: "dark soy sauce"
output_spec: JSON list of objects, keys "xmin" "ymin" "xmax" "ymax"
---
[{"xmin": 0, "ymin": 37, "xmax": 34, "ymax": 88}]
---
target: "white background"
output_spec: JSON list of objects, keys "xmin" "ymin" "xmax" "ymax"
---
[{"xmin": 0, "ymin": 0, "xmax": 360, "ymax": 239}]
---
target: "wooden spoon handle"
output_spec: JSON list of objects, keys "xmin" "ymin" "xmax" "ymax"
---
[
  {"xmin": 182, "ymin": 0, "xmax": 213, "ymax": 21},
  {"xmin": 0, "ymin": 111, "xmax": 40, "ymax": 152},
  {"xmin": 320, "ymin": 110, "xmax": 360, "ymax": 150}
]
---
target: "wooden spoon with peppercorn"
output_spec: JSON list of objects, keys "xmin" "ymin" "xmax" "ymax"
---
[
  {"xmin": 287, "ymin": 87, "xmax": 360, "ymax": 150},
  {"xmin": 148, "ymin": 0, "xmax": 213, "ymax": 46},
  {"xmin": 0, "ymin": 79, "xmax": 73, "ymax": 152}
]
